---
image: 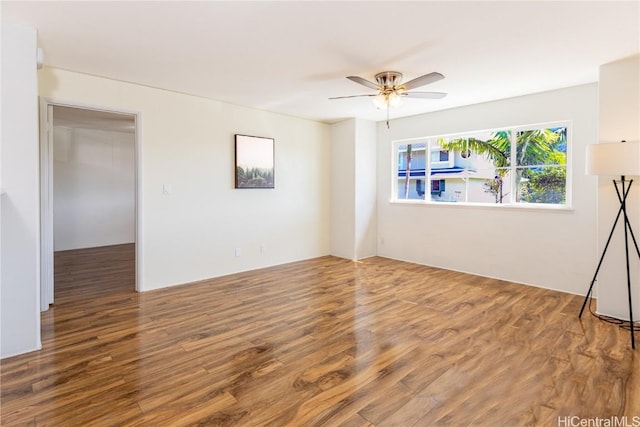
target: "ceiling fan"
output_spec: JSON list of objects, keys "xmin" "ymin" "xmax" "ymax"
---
[{"xmin": 330, "ymin": 71, "xmax": 447, "ymax": 128}]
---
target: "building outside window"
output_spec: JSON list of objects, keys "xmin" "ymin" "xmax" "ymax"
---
[{"xmin": 394, "ymin": 123, "xmax": 569, "ymax": 206}]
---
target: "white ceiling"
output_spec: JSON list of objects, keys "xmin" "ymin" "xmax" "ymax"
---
[{"xmin": 3, "ymin": 1, "xmax": 639, "ymax": 124}]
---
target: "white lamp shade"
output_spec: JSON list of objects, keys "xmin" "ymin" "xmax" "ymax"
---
[{"xmin": 585, "ymin": 141, "xmax": 640, "ymax": 176}]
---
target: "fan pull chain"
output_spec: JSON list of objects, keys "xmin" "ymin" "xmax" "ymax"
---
[{"xmin": 386, "ymin": 106, "xmax": 390, "ymax": 129}]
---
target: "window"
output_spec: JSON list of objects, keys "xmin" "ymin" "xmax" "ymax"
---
[
  {"xmin": 396, "ymin": 143, "xmax": 427, "ymax": 200},
  {"xmin": 431, "ymin": 179, "xmax": 445, "ymax": 195},
  {"xmin": 393, "ymin": 123, "xmax": 569, "ymax": 206},
  {"xmin": 431, "ymin": 150, "xmax": 449, "ymax": 162}
]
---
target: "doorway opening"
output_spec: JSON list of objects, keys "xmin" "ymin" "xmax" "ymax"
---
[{"xmin": 40, "ymin": 102, "xmax": 140, "ymax": 310}]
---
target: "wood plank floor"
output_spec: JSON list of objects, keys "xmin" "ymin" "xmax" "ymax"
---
[{"xmin": 1, "ymin": 244, "xmax": 639, "ymax": 426}]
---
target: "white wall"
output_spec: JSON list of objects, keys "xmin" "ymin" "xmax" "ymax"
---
[
  {"xmin": 329, "ymin": 118, "xmax": 377, "ymax": 260},
  {"xmin": 377, "ymin": 84, "xmax": 598, "ymax": 295},
  {"xmin": 39, "ymin": 67, "xmax": 330, "ymax": 291},
  {"xmin": 53, "ymin": 126, "xmax": 135, "ymax": 251},
  {"xmin": 354, "ymin": 119, "xmax": 377, "ymax": 259},
  {"xmin": 597, "ymin": 55, "xmax": 640, "ymax": 320},
  {"xmin": 1, "ymin": 23, "xmax": 42, "ymax": 358},
  {"xmin": 330, "ymin": 120, "xmax": 356, "ymax": 259}
]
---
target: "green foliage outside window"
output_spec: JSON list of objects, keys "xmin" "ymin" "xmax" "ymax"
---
[{"xmin": 439, "ymin": 126, "xmax": 567, "ymax": 204}]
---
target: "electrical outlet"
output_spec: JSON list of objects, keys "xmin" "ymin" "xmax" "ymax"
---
[{"xmin": 235, "ymin": 247, "xmax": 242, "ymax": 257}]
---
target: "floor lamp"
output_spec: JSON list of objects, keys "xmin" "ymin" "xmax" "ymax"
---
[{"xmin": 579, "ymin": 141, "xmax": 640, "ymax": 349}]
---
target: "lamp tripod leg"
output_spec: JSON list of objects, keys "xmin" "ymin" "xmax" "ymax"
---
[
  {"xmin": 624, "ymin": 209, "xmax": 640, "ymax": 259},
  {"xmin": 625, "ymin": 219, "xmax": 640, "ymax": 347},
  {"xmin": 579, "ymin": 196, "xmax": 626, "ymax": 318},
  {"xmin": 620, "ymin": 179, "xmax": 636, "ymax": 349},
  {"xmin": 582, "ymin": 178, "xmax": 638, "ymax": 349},
  {"xmin": 624, "ymin": 219, "xmax": 635, "ymax": 349}
]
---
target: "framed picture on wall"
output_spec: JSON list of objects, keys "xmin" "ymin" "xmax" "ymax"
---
[{"xmin": 234, "ymin": 134, "xmax": 275, "ymax": 189}]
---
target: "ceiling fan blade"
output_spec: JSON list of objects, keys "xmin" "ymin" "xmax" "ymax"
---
[
  {"xmin": 401, "ymin": 72, "xmax": 445, "ymax": 90},
  {"xmin": 346, "ymin": 76, "xmax": 380, "ymax": 90},
  {"xmin": 329, "ymin": 94, "xmax": 377, "ymax": 100},
  {"xmin": 404, "ymin": 91, "xmax": 447, "ymax": 99}
]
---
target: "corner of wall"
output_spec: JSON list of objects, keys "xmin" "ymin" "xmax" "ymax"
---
[{"xmin": 1, "ymin": 22, "xmax": 42, "ymax": 358}]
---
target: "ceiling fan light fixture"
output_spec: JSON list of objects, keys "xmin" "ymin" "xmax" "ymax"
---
[
  {"xmin": 388, "ymin": 91, "xmax": 403, "ymax": 108},
  {"xmin": 331, "ymin": 70, "xmax": 447, "ymax": 128},
  {"xmin": 373, "ymin": 93, "xmax": 388, "ymax": 110},
  {"xmin": 373, "ymin": 91, "xmax": 404, "ymax": 110}
]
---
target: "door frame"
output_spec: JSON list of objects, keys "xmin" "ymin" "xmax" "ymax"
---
[{"xmin": 39, "ymin": 98, "xmax": 143, "ymax": 310}]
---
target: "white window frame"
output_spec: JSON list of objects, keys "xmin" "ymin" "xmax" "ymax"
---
[{"xmin": 391, "ymin": 121, "xmax": 572, "ymax": 209}]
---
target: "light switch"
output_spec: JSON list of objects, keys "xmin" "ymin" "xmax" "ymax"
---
[{"xmin": 162, "ymin": 184, "xmax": 172, "ymax": 195}]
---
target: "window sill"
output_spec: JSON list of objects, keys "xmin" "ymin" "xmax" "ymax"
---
[{"xmin": 388, "ymin": 199, "xmax": 574, "ymax": 212}]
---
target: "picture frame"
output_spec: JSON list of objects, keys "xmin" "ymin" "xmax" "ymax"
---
[{"xmin": 234, "ymin": 134, "xmax": 275, "ymax": 189}]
